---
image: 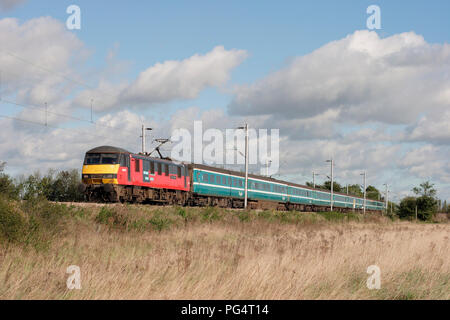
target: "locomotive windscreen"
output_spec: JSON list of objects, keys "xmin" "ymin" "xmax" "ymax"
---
[{"xmin": 84, "ymin": 153, "xmax": 119, "ymax": 165}]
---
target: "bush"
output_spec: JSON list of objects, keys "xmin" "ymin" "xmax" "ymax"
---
[
  {"xmin": 201, "ymin": 207, "xmax": 221, "ymax": 222},
  {"xmin": 21, "ymin": 169, "xmax": 84, "ymax": 202},
  {"xmin": 0, "ymin": 197, "xmax": 25, "ymax": 243},
  {"xmin": 95, "ymin": 206, "xmax": 127, "ymax": 227},
  {"xmin": 238, "ymin": 210, "xmax": 251, "ymax": 222},
  {"xmin": 0, "ymin": 196, "xmax": 70, "ymax": 249},
  {"xmin": 398, "ymin": 196, "xmax": 437, "ymax": 221},
  {"xmin": 148, "ymin": 215, "xmax": 172, "ymax": 232},
  {"xmin": 0, "ymin": 163, "xmax": 21, "ymax": 200}
]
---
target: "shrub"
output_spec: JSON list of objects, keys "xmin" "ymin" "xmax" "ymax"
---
[
  {"xmin": 0, "ymin": 197, "xmax": 25, "ymax": 243},
  {"xmin": 95, "ymin": 206, "xmax": 127, "ymax": 227},
  {"xmin": 201, "ymin": 207, "xmax": 221, "ymax": 222},
  {"xmin": 398, "ymin": 196, "xmax": 437, "ymax": 221},
  {"xmin": 238, "ymin": 210, "xmax": 251, "ymax": 222},
  {"xmin": 148, "ymin": 216, "xmax": 172, "ymax": 232},
  {"xmin": 0, "ymin": 196, "xmax": 69, "ymax": 249},
  {"xmin": 0, "ymin": 163, "xmax": 21, "ymax": 200},
  {"xmin": 317, "ymin": 211, "xmax": 347, "ymax": 221}
]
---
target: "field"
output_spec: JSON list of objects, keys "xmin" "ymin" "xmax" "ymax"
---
[{"xmin": 0, "ymin": 200, "xmax": 449, "ymax": 300}]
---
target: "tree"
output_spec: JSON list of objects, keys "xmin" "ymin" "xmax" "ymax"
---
[
  {"xmin": 412, "ymin": 181, "xmax": 437, "ymax": 197},
  {"xmin": 21, "ymin": 169, "xmax": 84, "ymax": 202},
  {"xmin": 347, "ymin": 184, "xmax": 363, "ymax": 197},
  {"xmin": 0, "ymin": 162, "xmax": 21, "ymax": 200},
  {"xmin": 398, "ymin": 197, "xmax": 417, "ymax": 220},
  {"xmin": 366, "ymin": 185, "xmax": 381, "ymax": 200},
  {"xmin": 323, "ymin": 180, "xmax": 343, "ymax": 193},
  {"xmin": 398, "ymin": 181, "xmax": 438, "ymax": 221},
  {"xmin": 48, "ymin": 170, "xmax": 84, "ymax": 202}
]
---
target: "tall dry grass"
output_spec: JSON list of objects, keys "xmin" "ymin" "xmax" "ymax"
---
[{"xmin": 0, "ymin": 203, "xmax": 448, "ymax": 300}]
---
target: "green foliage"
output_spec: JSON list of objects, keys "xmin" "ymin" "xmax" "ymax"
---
[
  {"xmin": 95, "ymin": 206, "xmax": 128, "ymax": 227},
  {"xmin": 0, "ymin": 162, "xmax": 21, "ymax": 200},
  {"xmin": 0, "ymin": 196, "xmax": 25, "ymax": 242},
  {"xmin": 415, "ymin": 196, "xmax": 437, "ymax": 221},
  {"xmin": 347, "ymin": 184, "xmax": 363, "ymax": 197},
  {"xmin": 412, "ymin": 181, "xmax": 437, "ymax": 197},
  {"xmin": 366, "ymin": 185, "xmax": 381, "ymax": 201},
  {"xmin": 238, "ymin": 210, "xmax": 251, "ymax": 222},
  {"xmin": 0, "ymin": 196, "xmax": 70, "ymax": 250},
  {"xmin": 21, "ymin": 169, "xmax": 84, "ymax": 202},
  {"xmin": 317, "ymin": 211, "xmax": 357, "ymax": 222},
  {"xmin": 148, "ymin": 215, "xmax": 172, "ymax": 232},
  {"xmin": 322, "ymin": 181, "xmax": 343, "ymax": 193},
  {"xmin": 398, "ymin": 197, "xmax": 418, "ymax": 220},
  {"xmin": 48, "ymin": 170, "xmax": 84, "ymax": 202},
  {"xmin": 398, "ymin": 195, "xmax": 437, "ymax": 221},
  {"xmin": 201, "ymin": 207, "xmax": 221, "ymax": 222}
]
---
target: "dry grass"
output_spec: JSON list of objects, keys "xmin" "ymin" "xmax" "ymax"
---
[{"xmin": 0, "ymin": 203, "xmax": 448, "ymax": 300}]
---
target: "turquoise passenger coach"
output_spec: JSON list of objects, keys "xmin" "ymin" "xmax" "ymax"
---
[{"xmin": 190, "ymin": 164, "xmax": 384, "ymax": 211}]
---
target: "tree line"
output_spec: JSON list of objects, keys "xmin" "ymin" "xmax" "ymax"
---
[
  {"xmin": 306, "ymin": 179, "xmax": 446, "ymax": 221},
  {"xmin": 306, "ymin": 180, "xmax": 382, "ymax": 200},
  {"xmin": 0, "ymin": 162, "xmax": 84, "ymax": 202}
]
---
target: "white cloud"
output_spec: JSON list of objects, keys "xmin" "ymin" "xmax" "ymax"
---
[
  {"xmin": 0, "ymin": 17, "xmax": 88, "ymax": 123},
  {"xmin": 74, "ymin": 46, "xmax": 248, "ymax": 111},
  {"xmin": 404, "ymin": 110, "xmax": 450, "ymax": 144},
  {"xmin": 400, "ymin": 145, "xmax": 450, "ymax": 183},
  {"xmin": 228, "ymin": 30, "xmax": 450, "ymax": 125}
]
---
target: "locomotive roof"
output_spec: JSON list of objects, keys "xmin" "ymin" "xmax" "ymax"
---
[{"xmin": 87, "ymin": 146, "xmax": 130, "ymax": 154}]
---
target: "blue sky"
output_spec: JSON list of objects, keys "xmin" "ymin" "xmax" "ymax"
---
[
  {"xmin": 0, "ymin": 0, "xmax": 449, "ymax": 201},
  {"xmin": 7, "ymin": 0, "xmax": 450, "ymax": 90}
]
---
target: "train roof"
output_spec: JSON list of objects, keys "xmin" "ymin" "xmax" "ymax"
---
[{"xmin": 86, "ymin": 146, "xmax": 130, "ymax": 154}]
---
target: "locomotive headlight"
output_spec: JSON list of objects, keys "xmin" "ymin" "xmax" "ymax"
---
[{"xmin": 83, "ymin": 175, "xmax": 89, "ymax": 179}]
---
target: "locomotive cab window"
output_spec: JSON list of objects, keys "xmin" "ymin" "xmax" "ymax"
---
[
  {"xmin": 177, "ymin": 167, "xmax": 182, "ymax": 178},
  {"xmin": 135, "ymin": 159, "xmax": 140, "ymax": 172},
  {"xmin": 84, "ymin": 153, "xmax": 119, "ymax": 165}
]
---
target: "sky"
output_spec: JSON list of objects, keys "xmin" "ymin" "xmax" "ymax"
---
[{"xmin": 0, "ymin": 0, "xmax": 449, "ymax": 202}]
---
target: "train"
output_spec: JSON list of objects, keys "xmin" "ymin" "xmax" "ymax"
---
[{"xmin": 80, "ymin": 146, "xmax": 385, "ymax": 212}]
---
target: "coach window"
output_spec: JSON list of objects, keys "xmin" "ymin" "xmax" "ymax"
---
[
  {"xmin": 157, "ymin": 163, "xmax": 162, "ymax": 175},
  {"xmin": 203, "ymin": 173, "xmax": 208, "ymax": 182},
  {"xmin": 135, "ymin": 159, "xmax": 140, "ymax": 172},
  {"xmin": 164, "ymin": 164, "xmax": 169, "ymax": 176},
  {"xmin": 150, "ymin": 161, "xmax": 155, "ymax": 174},
  {"xmin": 177, "ymin": 167, "xmax": 182, "ymax": 178}
]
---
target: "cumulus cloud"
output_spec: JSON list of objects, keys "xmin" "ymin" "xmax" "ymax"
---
[
  {"xmin": 74, "ymin": 46, "xmax": 248, "ymax": 111},
  {"xmin": 0, "ymin": 17, "xmax": 88, "ymax": 123},
  {"xmin": 403, "ymin": 110, "xmax": 450, "ymax": 145},
  {"xmin": 400, "ymin": 145, "xmax": 450, "ymax": 183},
  {"xmin": 228, "ymin": 30, "xmax": 450, "ymax": 125}
]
